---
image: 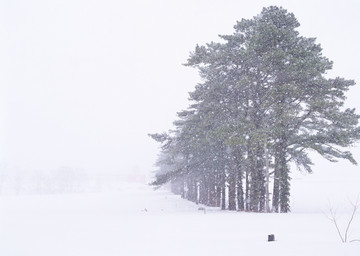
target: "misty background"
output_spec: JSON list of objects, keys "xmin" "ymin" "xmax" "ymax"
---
[{"xmin": 1, "ymin": 0, "xmax": 359, "ymax": 200}]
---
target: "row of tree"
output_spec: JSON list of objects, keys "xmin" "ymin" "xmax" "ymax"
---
[{"xmin": 150, "ymin": 6, "xmax": 360, "ymax": 212}]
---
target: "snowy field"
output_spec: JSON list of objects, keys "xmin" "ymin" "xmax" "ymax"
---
[{"xmin": 0, "ymin": 178, "xmax": 359, "ymax": 256}]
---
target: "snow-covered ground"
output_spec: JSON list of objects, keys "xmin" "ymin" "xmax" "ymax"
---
[{"xmin": 0, "ymin": 180, "xmax": 359, "ymax": 256}]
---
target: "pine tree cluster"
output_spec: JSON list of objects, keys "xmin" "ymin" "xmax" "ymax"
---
[{"xmin": 150, "ymin": 6, "xmax": 360, "ymax": 213}]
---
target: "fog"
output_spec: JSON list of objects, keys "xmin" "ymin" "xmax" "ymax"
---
[{"xmin": 1, "ymin": 0, "xmax": 360, "ymax": 187}]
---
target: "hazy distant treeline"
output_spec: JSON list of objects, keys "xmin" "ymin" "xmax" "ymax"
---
[{"xmin": 0, "ymin": 167, "xmax": 139, "ymax": 195}]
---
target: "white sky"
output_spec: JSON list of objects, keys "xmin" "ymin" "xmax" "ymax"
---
[{"xmin": 1, "ymin": 0, "xmax": 360, "ymax": 176}]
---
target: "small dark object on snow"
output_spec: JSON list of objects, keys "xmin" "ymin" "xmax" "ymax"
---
[
  {"xmin": 268, "ymin": 234, "xmax": 275, "ymax": 242},
  {"xmin": 198, "ymin": 207, "xmax": 206, "ymax": 214}
]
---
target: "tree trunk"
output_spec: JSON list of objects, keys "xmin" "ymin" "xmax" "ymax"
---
[
  {"xmin": 264, "ymin": 142, "xmax": 271, "ymax": 213},
  {"xmin": 273, "ymin": 138, "xmax": 290, "ymax": 213},
  {"xmin": 216, "ymin": 185, "xmax": 221, "ymax": 207},
  {"xmin": 221, "ymin": 186, "xmax": 226, "ymax": 210},
  {"xmin": 249, "ymin": 144, "xmax": 265, "ymax": 212},
  {"xmin": 272, "ymin": 148, "xmax": 280, "ymax": 213},
  {"xmin": 237, "ymin": 169, "xmax": 244, "ymax": 211},
  {"xmin": 228, "ymin": 169, "xmax": 237, "ymax": 211},
  {"xmin": 245, "ymin": 168, "xmax": 250, "ymax": 211},
  {"xmin": 208, "ymin": 176, "xmax": 217, "ymax": 207},
  {"xmin": 279, "ymin": 145, "xmax": 290, "ymax": 213}
]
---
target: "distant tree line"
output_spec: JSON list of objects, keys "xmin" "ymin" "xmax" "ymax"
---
[
  {"xmin": 0, "ymin": 167, "xmax": 125, "ymax": 195},
  {"xmin": 149, "ymin": 6, "xmax": 360, "ymax": 212}
]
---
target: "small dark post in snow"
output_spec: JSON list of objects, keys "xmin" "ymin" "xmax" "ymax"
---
[
  {"xmin": 268, "ymin": 234, "xmax": 275, "ymax": 242},
  {"xmin": 198, "ymin": 207, "xmax": 206, "ymax": 214}
]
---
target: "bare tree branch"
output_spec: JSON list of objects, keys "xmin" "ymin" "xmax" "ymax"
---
[
  {"xmin": 344, "ymin": 195, "xmax": 360, "ymax": 242},
  {"xmin": 325, "ymin": 195, "xmax": 360, "ymax": 243},
  {"xmin": 329, "ymin": 207, "xmax": 345, "ymax": 243}
]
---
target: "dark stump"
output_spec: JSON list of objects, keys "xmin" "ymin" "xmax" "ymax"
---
[{"xmin": 268, "ymin": 234, "xmax": 275, "ymax": 242}]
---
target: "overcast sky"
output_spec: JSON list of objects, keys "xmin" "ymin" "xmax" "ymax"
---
[{"xmin": 1, "ymin": 0, "xmax": 360, "ymax": 177}]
